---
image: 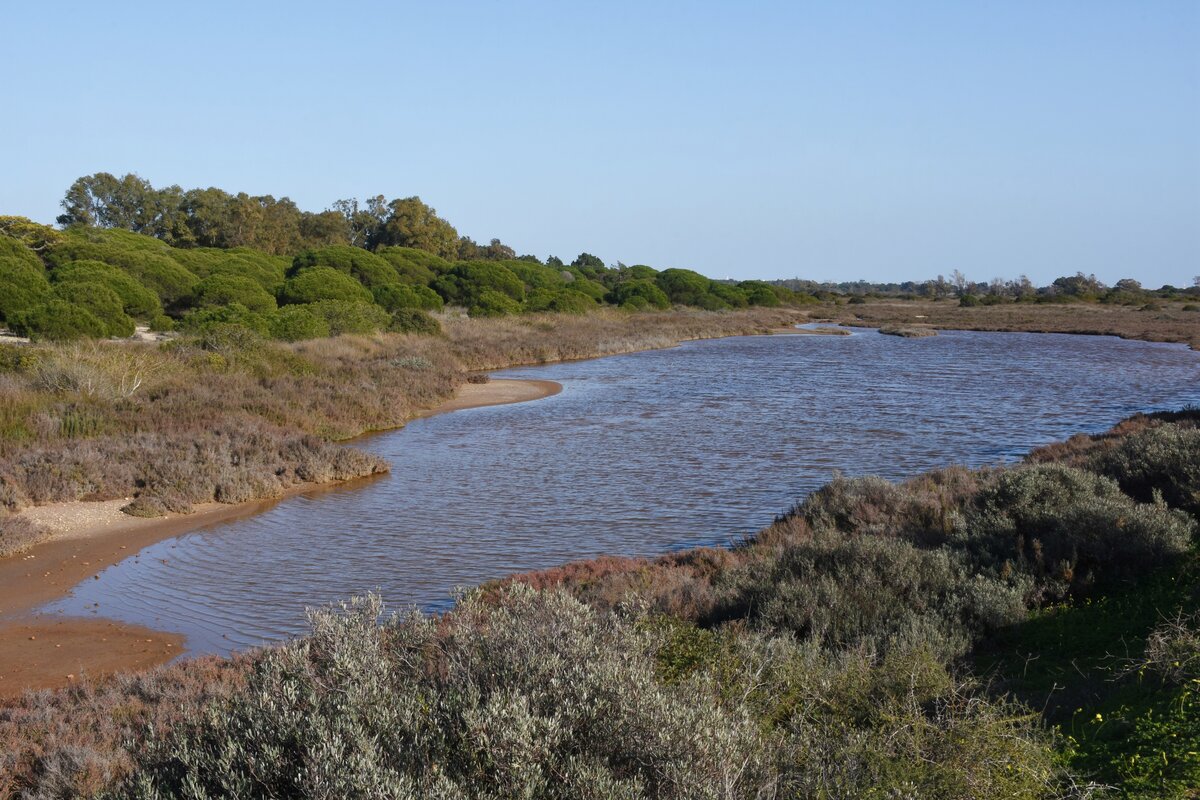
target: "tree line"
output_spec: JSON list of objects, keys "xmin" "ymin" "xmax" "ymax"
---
[{"xmin": 0, "ymin": 174, "xmax": 812, "ymax": 342}]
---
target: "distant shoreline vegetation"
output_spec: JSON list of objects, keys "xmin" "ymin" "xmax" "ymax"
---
[
  {"xmin": 5, "ymin": 173, "xmax": 1196, "ymax": 345},
  {"xmin": 0, "ymin": 173, "xmax": 811, "ymax": 344}
]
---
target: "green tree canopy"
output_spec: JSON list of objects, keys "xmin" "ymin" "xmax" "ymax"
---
[
  {"xmin": 372, "ymin": 197, "xmax": 459, "ymax": 258},
  {"xmin": 46, "ymin": 228, "xmax": 199, "ymax": 304},
  {"xmin": 608, "ymin": 279, "xmax": 670, "ymax": 310}
]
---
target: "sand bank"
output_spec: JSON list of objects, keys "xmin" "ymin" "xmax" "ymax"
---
[{"xmin": 0, "ymin": 378, "xmax": 561, "ymax": 697}]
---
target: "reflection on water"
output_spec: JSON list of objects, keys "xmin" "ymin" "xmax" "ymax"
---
[{"xmin": 40, "ymin": 329, "xmax": 1200, "ymax": 655}]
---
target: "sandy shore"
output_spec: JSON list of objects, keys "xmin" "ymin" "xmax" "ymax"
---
[{"xmin": 0, "ymin": 378, "xmax": 561, "ymax": 697}]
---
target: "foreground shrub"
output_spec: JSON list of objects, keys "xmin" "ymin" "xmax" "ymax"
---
[
  {"xmin": 0, "ymin": 254, "xmax": 52, "ymax": 324},
  {"xmin": 716, "ymin": 532, "xmax": 1028, "ymax": 659},
  {"xmin": 189, "ymin": 273, "xmax": 278, "ymax": 315},
  {"xmin": 1088, "ymin": 423, "xmax": 1200, "ymax": 516},
  {"xmin": 291, "ymin": 245, "xmax": 400, "ymax": 287},
  {"xmin": 371, "ymin": 282, "xmax": 444, "ymax": 312},
  {"xmin": 305, "ymin": 299, "xmax": 391, "ymax": 336},
  {"xmin": 122, "ymin": 588, "xmax": 774, "ymax": 798},
  {"xmin": 967, "ymin": 464, "xmax": 1195, "ymax": 597},
  {"xmin": 468, "ymin": 289, "xmax": 523, "ymax": 317}
]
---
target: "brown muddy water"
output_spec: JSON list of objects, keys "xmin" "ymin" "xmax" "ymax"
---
[{"xmin": 39, "ymin": 328, "xmax": 1200, "ymax": 655}]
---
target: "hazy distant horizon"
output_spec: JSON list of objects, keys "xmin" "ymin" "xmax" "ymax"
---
[{"xmin": 3, "ymin": 1, "xmax": 1197, "ymax": 286}]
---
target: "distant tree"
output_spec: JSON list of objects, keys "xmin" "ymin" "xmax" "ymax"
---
[
  {"xmin": 58, "ymin": 173, "xmax": 191, "ymax": 243},
  {"xmin": 299, "ymin": 210, "xmax": 351, "ymax": 247},
  {"xmin": 373, "ymin": 197, "xmax": 459, "ymax": 258},
  {"xmin": 456, "ymin": 237, "xmax": 482, "ymax": 260},
  {"xmin": 1051, "ymin": 272, "xmax": 1105, "ymax": 298},
  {"xmin": 546, "ymin": 255, "xmax": 564, "ymax": 269},
  {"xmin": 332, "ymin": 197, "xmax": 387, "ymax": 248},
  {"xmin": 1114, "ymin": 278, "xmax": 1143, "ymax": 293},
  {"xmin": 950, "ymin": 269, "xmax": 969, "ymax": 296},
  {"xmin": 571, "ymin": 252, "xmax": 605, "ymax": 270}
]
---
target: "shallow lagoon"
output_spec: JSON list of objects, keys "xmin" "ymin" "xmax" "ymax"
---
[{"xmin": 41, "ymin": 328, "xmax": 1200, "ymax": 654}]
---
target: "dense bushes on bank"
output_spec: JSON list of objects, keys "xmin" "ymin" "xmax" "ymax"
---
[{"xmin": 1, "ymin": 210, "xmax": 806, "ymax": 342}]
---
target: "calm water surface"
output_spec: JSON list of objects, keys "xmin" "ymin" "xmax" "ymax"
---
[{"xmin": 40, "ymin": 329, "xmax": 1200, "ymax": 654}]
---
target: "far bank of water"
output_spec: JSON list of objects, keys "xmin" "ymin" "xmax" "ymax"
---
[{"xmin": 39, "ymin": 328, "xmax": 1200, "ymax": 654}]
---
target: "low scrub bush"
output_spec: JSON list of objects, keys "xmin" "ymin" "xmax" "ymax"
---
[
  {"xmin": 714, "ymin": 531, "xmax": 1028, "ymax": 659},
  {"xmin": 1088, "ymin": 423, "xmax": 1200, "ymax": 515},
  {"xmin": 966, "ymin": 464, "xmax": 1195, "ymax": 597},
  {"xmin": 0, "ymin": 512, "xmax": 48, "ymax": 557},
  {"xmin": 121, "ymin": 588, "xmax": 774, "ymax": 798},
  {"xmin": 268, "ymin": 304, "xmax": 331, "ymax": 341},
  {"xmin": 388, "ymin": 309, "xmax": 441, "ymax": 336}
]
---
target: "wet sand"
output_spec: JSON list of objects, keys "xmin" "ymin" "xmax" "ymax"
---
[{"xmin": 0, "ymin": 378, "xmax": 560, "ymax": 697}]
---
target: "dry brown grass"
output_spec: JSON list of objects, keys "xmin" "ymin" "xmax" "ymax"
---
[{"xmin": 833, "ymin": 299, "xmax": 1200, "ymax": 349}]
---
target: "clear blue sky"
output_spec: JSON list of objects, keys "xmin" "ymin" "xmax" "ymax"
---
[{"xmin": 3, "ymin": 1, "xmax": 1197, "ymax": 286}]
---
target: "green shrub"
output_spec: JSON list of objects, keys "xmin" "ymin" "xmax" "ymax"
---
[
  {"xmin": 46, "ymin": 228, "xmax": 199, "ymax": 303},
  {"xmin": 620, "ymin": 295, "xmax": 651, "ymax": 312},
  {"xmin": 52, "ymin": 282, "xmax": 136, "ymax": 337},
  {"xmin": 468, "ymin": 289, "xmax": 523, "ymax": 317},
  {"xmin": 291, "ymin": 245, "xmax": 399, "ymax": 287},
  {"xmin": 190, "ymin": 273, "xmax": 278, "ymax": 314},
  {"xmin": 0, "ymin": 256, "xmax": 52, "ymax": 323},
  {"xmin": 305, "ymin": 299, "xmax": 391, "ymax": 335},
  {"xmin": 1088, "ymin": 423, "xmax": 1200, "ymax": 515},
  {"xmin": 278, "ymin": 266, "xmax": 373, "ymax": 305},
  {"xmin": 525, "ymin": 288, "xmax": 597, "ymax": 314},
  {"xmin": 374, "ymin": 245, "xmax": 451, "ymax": 283},
  {"xmin": 169, "ymin": 247, "xmax": 287, "ymax": 293},
  {"xmin": 51, "ymin": 259, "xmax": 161, "ymax": 318},
  {"xmin": 967, "ymin": 464, "xmax": 1195, "ymax": 596},
  {"xmin": 656, "ymin": 268, "xmax": 713, "ymax": 306},
  {"xmin": 737, "ymin": 281, "xmax": 782, "ymax": 307},
  {"xmin": 709, "ymin": 283, "xmax": 749, "ymax": 308},
  {"xmin": 716, "ymin": 532, "xmax": 1027, "ymax": 659},
  {"xmin": 121, "ymin": 589, "xmax": 773, "ymax": 798},
  {"xmin": 9, "ymin": 300, "xmax": 107, "ymax": 341},
  {"xmin": 609, "ymin": 279, "xmax": 670, "ymax": 310},
  {"xmin": 388, "ymin": 309, "xmax": 442, "ymax": 336},
  {"xmin": 434, "ymin": 262, "xmax": 526, "ymax": 307},
  {"xmin": 371, "ymin": 282, "xmax": 444, "ymax": 312},
  {"xmin": 178, "ymin": 303, "xmax": 272, "ymax": 337},
  {"xmin": 269, "ymin": 304, "xmax": 331, "ymax": 341}
]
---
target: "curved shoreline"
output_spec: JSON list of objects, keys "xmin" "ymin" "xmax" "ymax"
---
[{"xmin": 0, "ymin": 377, "xmax": 561, "ymax": 697}]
